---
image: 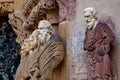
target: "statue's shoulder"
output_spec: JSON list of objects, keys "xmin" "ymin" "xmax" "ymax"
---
[
  {"xmin": 97, "ymin": 21, "xmax": 108, "ymax": 27},
  {"xmin": 98, "ymin": 19, "xmax": 115, "ymax": 32},
  {"xmin": 51, "ymin": 34, "xmax": 64, "ymax": 45},
  {"xmin": 95, "ymin": 21, "xmax": 110, "ymax": 31}
]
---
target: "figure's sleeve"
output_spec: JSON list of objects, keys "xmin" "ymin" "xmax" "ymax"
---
[
  {"xmin": 45, "ymin": 43, "xmax": 64, "ymax": 71},
  {"xmin": 41, "ymin": 43, "xmax": 64, "ymax": 80},
  {"xmin": 83, "ymin": 30, "xmax": 95, "ymax": 51}
]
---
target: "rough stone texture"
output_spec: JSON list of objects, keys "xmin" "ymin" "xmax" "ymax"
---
[
  {"xmin": 56, "ymin": 0, "xmax": 67, "ymax": 22},
  {"xmin": 67, "ymin": 0, "xmax": 76, "ymax": 21},
  {"xmin": 0, "ymin": 0, "xmax": 14, "ymax": 2},
  {"xmin": 9, "ymin": 0, "xmax": 32, "ymax": 45},
  {"xmin": 0, "ymin": 0, "xmax": 14, "ymax": 16},
  {"xmin": 58, "ymin": 21, "xmax": 68, "ymax": 43},
  {"xmin": 68, "ymin": 20, "xmax": 87, "ymax": 80},
  {"xmin": 23, "ymin": 0, "xmax": 39, "ymax": 17},
  {"xmin": 68, "ymin": 0, "xmax": 120, "ymax": 80}
]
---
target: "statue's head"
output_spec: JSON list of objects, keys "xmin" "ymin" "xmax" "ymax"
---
[
  {"xmin": 21, "ymin": 40, "xmax": 30, "ymax": 53},
  {"xmin": 21, "ymin": 32, "xmax": 38, "ymax": 53},
  {"xmin": 29, "ymin": 35, "xmax": 37, "ymax": 47},
  {"xmin": 37, "ymin": 20, "xmax": 52, "ymax": 45},
  {"xmin": 83, "ymin": 7, "xmax": 97, "ymax": 29}
]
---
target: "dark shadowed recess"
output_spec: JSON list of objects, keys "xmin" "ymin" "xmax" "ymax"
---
[{"xmin": 0, "ymin": 15, "xmax": 20, "ymax": 80}]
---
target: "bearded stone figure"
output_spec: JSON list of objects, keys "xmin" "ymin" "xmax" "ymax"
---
[
  {"xmin": 83, "ymin": 7, "xmax": 115, "ymax": 80},
  {"xmin": 15, "ymin": 20, "xmax": 64, "ymax": 80}
]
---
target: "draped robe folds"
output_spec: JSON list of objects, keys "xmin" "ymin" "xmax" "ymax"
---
[
  {"xmin": 15, "ymin": 37, "xmax": 64, "ymax": 80},
  {"xmin": 84, "ymin": 21, "xmax": 115, "ymax": 80}
]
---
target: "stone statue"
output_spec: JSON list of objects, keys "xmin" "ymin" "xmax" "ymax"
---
[
  {"xmin": 83, "ymin": 7, "xmax": 115, "ymax": 80},
  {"xmin": 15, "ymin": 20, "xmax": 64, "ymax": 80}
]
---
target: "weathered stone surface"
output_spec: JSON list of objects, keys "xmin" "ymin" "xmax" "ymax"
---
[
  {"xmin": 0, "ymin": 0, "xmax": 14, "ymax": 2},
  {"xmin": 67, "ymin": 0, "xmax": 76, "ymax": 21},
  {"xmin": 15, "ymin": 20, "xmax": 66, "ymax": 80},
  {"xmin": 56, "ymin": 0, "xmax": 67, "ymax": 22},
  {"xmin": 9, "ymin": 0, "xmax": 31, "ymax": 44},
  {"xmin": 58, "ymin": 21, "xmax": 69, "ymax": 43},
  {"xmin": 0, "ymin": 1, "xmax": 14, "ymax": 16}
]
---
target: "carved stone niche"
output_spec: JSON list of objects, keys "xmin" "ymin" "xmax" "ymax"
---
[{"xmin": 0, "ymin": 0, "xmax": 14, "ymax": 16}]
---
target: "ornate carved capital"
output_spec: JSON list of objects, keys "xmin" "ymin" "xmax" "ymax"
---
[{"xmin": 0, "ymin": 0, "xmax": 14, "ymax": 16}]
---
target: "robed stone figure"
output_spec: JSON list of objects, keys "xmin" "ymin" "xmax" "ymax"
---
[
  {"xmin": 15, "ymin": 20, "xmax": 64, "ymax": 80},
  {"xmin": 83, "ymin": 7, "xmax": 115, "ymax": 80}
]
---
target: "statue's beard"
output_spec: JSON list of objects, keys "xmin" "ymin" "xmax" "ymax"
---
[
  {"xmin": 87, "ymin": 19, "xmax": 95, "ymax": 29},
  {"xmin": 87, "ymin": 22, "xmax": 94, "ymax": 29},
  {"xmin": 39, "ymin": 35, "xmax": 46, "ymax": 45},
  {"xmin": 39, "ymin": 33, "xmax": 51, "ymax": 46}
]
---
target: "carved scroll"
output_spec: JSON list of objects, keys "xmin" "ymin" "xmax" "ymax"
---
[{"xmin": 56, "ymin": 0, "xmax": 67, "ymax": 21}]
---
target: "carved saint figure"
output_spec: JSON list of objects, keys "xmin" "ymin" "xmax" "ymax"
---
[
  {"xmin": 15, "ymin": 20, "xmax": 64, "ymax": 80},
  {"xmin": 83, "ymin": 7, "xmax": 115, "ymax": 80}
]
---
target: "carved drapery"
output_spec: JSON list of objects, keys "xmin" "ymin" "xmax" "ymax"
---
[{"xmin": 15, "ymin": 20, "xmax": 65, "ymax": 80}]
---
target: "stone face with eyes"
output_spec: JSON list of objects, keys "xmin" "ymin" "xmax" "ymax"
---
[
  {"xmin": 37, "ymin": 20, "xmax": 52, "ymax": 45},
  {"xmin": 83, "ymin": 7, "xmax": 98, "ymax": 29}
]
